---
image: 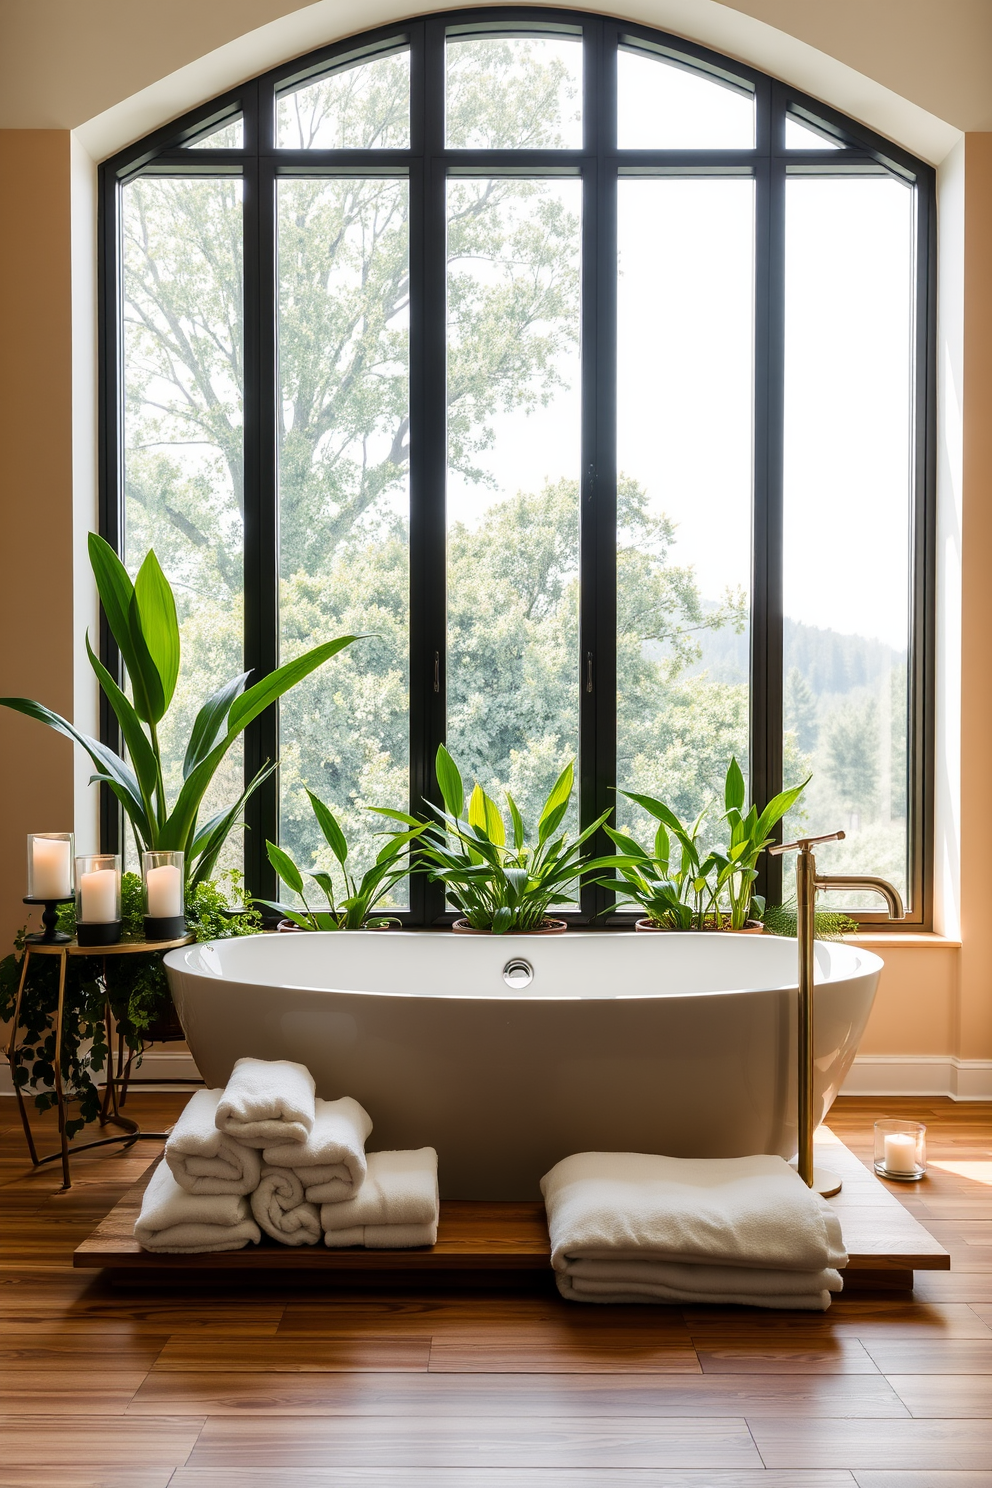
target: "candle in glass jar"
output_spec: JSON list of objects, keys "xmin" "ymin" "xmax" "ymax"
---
[
  {"xmin": 884, "ymin": 1132, "xmax": 918, "ymax": 1174},
  {"xmin": 32, "ymin": 837, "xmax": 71, "ymax": 899},
  {"xmin": 146, "ymin": 864, "xmax": 182, "ymax": 918},
  {"xmin": 80, "ymin": 868, "xmax": 117, "ymax": 923}
]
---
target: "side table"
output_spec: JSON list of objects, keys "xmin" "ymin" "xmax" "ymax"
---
[{"xmin": 5, "ymin": 934, "xmax": 193, "ymax": 1190}]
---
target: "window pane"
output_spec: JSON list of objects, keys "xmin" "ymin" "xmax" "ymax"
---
[
  {"xmin": 277, "ymin": 178, "xmax": 409, "ymax": 901},
  {"xmin": 122, "ymin": 177, "xmax": 244, "ymax": 877},
  {"xmin": 785, "ymin": 115, "xmax": 841, "ymax": 150},
  {"xmin": 276, "ymin": 49, "xmax": 410, "ymax": 149},
  {"xmin": 446, "ymin": 177, "xmax": 581, "ymax": 839},
  {"xmin": 185, "ymin": 117, "xmax": 243, "ymax": 148},
  {"xmin": 782, "ymin": 174, "xmax": 914, "ymax": 907},
  {"xmin": 618, "ymin": 47, "xmax": 754, "ymax": 148},
  {"xmin": 446, "ymin": 35, "xmax": 582, "ymax": 148},
  {"xmin": 616, "ymin": 179, "xmax": 754, "ymax": 843}
]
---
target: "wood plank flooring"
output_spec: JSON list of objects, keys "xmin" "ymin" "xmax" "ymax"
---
[{"xmin": 0, "ymin": 1092, "xmax": 988, "ymax": 1486}]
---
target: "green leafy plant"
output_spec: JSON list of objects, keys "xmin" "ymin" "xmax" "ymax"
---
[
  {"xmin": 718, "ymin": 757, "xmax": 809, "ymax": 929},
  {"xmin": 415, "ymin": 746, "xmax": 611, "ymax": 932},
  {"xmin": 0, "ymin": 534, "xmax": 360, "ymax": 888},
  {"xmin": 594, "ymin": 759, "xmax": 809, "ymax": 930},
  {"xmin": 593, "ymin": 796, "xmax": 722, "ymax": 930},
  {"xmin": 0, "ymin": 872, "xmax": 261, "ymax": 1139},
  {"xmin": 257, "ymin": 792, "xmax": 425, "ymax": 930},
  {"xmin": 761, "ymin": 902, "xmax": 858, "ymax": 940}
]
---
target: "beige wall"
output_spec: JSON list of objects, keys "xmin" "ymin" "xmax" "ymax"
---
[
  {"xmin": 0, "ymin": 131, "xmax": 75, "ymax": 951},
  {"xmin": 0, "ymin": 1, "xmax": 989, "ymax": 1086}
]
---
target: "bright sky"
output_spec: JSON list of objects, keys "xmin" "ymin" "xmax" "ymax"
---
[{"xmin": 449, "ymin": 165, "xmax": 914, "ymax": 653}]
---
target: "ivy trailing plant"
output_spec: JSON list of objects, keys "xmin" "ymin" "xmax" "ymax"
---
[
  {"xmin": 0, "ymin": 534, "xmax": 360, "ymax": 887},
  {"xmin": 0, "ymin": 871, "xmax": 261, "ymax": 1139}
]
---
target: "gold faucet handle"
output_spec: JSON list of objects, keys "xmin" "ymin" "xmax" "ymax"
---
[{"xmin": 769, "ymin": 830, "xmax": 846, "ymax": 856}]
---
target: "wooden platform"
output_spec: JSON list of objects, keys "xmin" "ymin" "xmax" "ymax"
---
[{"xmin": 73, "ymin": 1125, "xmax": 950, "ymax": 1286}]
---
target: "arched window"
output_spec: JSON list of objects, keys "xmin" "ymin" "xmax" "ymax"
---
[{"xmin": 100, "ymin": 9, "xmax": 934, "ymax": 926}]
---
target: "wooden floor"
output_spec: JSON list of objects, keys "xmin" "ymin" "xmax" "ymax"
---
[{"xmin": 0, "ymin": 1093, "xmax": 989, "ymax": 1488}]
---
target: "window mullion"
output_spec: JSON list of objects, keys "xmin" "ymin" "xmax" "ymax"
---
[
  {"xmin": 751, "ymin": 86, "xmax": 786, "ymax": 907},
  {"xmin": 579, "ymin": 15, "xmax": 617, "ymax": 921},
  {"xmin": 409, "ymin": 18, "xmax": 447, "ymax": 923},
  {"xmin": 243, "ymin": 79, "xmax": 279, "ymax": 899}
]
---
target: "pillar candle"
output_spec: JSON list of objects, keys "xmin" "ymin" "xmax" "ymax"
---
[
  {"xmin": 31, "ymin": 838, "xmax": 71, "ymax": 899},
  {"xmin": 146, "ymin": 864, "xmax": 182, "ymax": 918},
  {"xmin": 884, "ymin": 1132, "xmax": 918, "ymax": 1174},
  {"xmin": 80, "ymin": 868, "xmax": 117, "ymax": 923}
]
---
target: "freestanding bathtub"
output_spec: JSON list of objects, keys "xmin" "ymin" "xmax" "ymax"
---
[{"xmin": 164, "ymin": 931, "xmax": 882, "ymax": 1199}]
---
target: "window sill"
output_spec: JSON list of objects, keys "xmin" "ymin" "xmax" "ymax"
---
[{"xmin": 843, "ymin": 931, "xmax": 960, "ymax": 948}]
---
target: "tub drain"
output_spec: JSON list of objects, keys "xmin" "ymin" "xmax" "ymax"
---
[{"xmin": 502, "ymin": 958, "xmax": 534, "ymax": 989}]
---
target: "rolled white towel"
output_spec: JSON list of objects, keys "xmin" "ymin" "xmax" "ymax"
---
[
  {"xmin": 135, "ymin": 1161, "xmax": 260, "ymax": 1253},
  {"xmin": 541, "ymin": 1151, "xmax": 847, "ymax": 1275},
  {"xmin": 321, "ymin": 1148, "xmax": 438, "ymax": 1248},
  {"xmin": 250, "ymin": 1165, "xmax": 321, "ymax": 1247},
  {"xmin": 215, "ymin": 1057, "xmax": 316, "ymax": 1148},
  {"xmin": 264, "ymin": 1096, "xmax": 372, "ymax": 1202},
  {"xmin": 165, "ymin": 1088, "xmax": 261, "ymax": 1196},
  {"xmin": 556, "ymin": 1256, "xmax": 843, "ymax": 1310}
]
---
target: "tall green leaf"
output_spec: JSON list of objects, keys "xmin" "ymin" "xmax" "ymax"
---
[
  {"xmin": 266, "ymin": 840, "xmax": 306, "ymax": 897},
  {"xmin": 725, "ymin": 756, "xmax": 746, "ymax": 813},
  {"xmin": 183, "ymin": 672, "xmax": 250, "ymax": 778},
  {"xmin": 308, "ymin": 790, "xmax": 348, "ymax": 864},
  {"xmin": 228, "ymin": 637, "xmax": 358, "ymax": 735},
  {"xmin": 84, "ymin": 634, "xmax": 158, "ymax": 824},
  {"xmin": 435, "ymin": 745, "xmax": 464, "ymax": 819},
  {"xmin": 134, "ymin": 549, "xmax": 181, "ymax": 714},
  {"xmin": 126, "ymin": 589, "xmax": 166, "ymax": 723}
]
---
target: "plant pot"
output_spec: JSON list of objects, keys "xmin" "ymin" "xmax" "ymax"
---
[
  {"xmin": 451, "ymin": 917, "xmax": 569, "ymax": 935},
  {"xmin": 635, "ymin": 917, "xmax": 764, "ymax": 934}
]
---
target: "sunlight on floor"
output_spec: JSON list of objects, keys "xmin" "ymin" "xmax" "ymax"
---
[{"xmin": 928, "ymin": 1160, "xmax": 992, "ymax": 1185}]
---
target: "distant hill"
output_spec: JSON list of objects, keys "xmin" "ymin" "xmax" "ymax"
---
[{"xmin": 680, "ymin": 613, "xmax": 905, "ymax": 695}]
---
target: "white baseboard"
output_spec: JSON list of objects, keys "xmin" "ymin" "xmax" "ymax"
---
[
  {"xmin": 3, "ymin": 1052, "xmax": 989, "ymax": 1099},
  {"xmin": 841, "ymin": 1055, "xmax": 992, "ymax": 1100}
]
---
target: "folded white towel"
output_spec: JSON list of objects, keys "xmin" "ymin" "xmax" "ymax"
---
[
  {"xmin": 165, "ymin": 1088, "xmax": 261, "ymax": 1196},
  {"xmin": 264, "ymin": 1096, "xmax": 372, "ymax": 1202},
  {"xmin": 135, "ymin": 1161, "xmax": 261, "ymax": 1253},
  {"xmin": 555, "ymin": 1256, "xmax": 843, "ymax": 1311},
  {"xmin": 321, "ymin": 1148, "xmax": 438, "ymax": 1248},
  {"xmin": 215, "ymin": 1057, "xmax": 316, "ymax": 1148},
  {"xmin": 250, "ymin": 1165, "xmax": 321, "ymax": 1247},
  {"xmin": 541, "ymin": 1151, "xmax": 847, "ymax": 1275}
]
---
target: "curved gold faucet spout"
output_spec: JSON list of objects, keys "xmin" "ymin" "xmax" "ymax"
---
[{"xmin": 813, "ymin": 874, "xmax": 905, "ymax": 920}]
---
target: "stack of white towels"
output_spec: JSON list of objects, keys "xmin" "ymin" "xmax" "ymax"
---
[
  {"xmin": 134, "ymin": 1058, "xmax": 439, "ymax": 1254},
  {"xmin": 541, "ymin": 1151, "xmax": 848, "ymax": 1311}
]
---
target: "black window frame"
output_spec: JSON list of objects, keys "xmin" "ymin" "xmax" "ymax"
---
[{"xmin": 98, "ymin": 6, "xmax": 936, "ymax": 928}]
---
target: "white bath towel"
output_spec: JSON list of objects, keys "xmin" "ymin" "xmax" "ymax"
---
[
  {"xmin": 321, "ymin": 1148, "xmax": 439, "ymax": 1248},
  {"xmin": 554, "ymin": 1256, "xmax": 843, "ymax": 1311},
  {"xmin": 135, "ymin": 1160, "xmax": 261, "ymax": 1253},
  {"xmin": 264, "ymin": 1096, "xmax": 372, "ymax": 1202},
  {"xmin": 541, "ymin": 1151, "xmax": 847, "ymax": 1275},
  {"xmin": 214, "ymin": 1057, "xmax": 316, "ymax": 1148},
  {"xmin": 250, "ymin": 1165, "xmax": 322, "ymax": 1247},
  {"xmin": 165, "ymin": 1088, "xmax": 261, "ymax": 1196}
]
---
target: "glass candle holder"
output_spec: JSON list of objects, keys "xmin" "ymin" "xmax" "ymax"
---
[
  {"xmin": 874, "ymin": 1118, "xmax": 926, "ymax": 1181},
  {"xmin": 27, "ymin": 832, "xmax": 74, "ymax": 901},
  {"xmin": 75, "ymin": 854, "xmax": 122, "ymax": 946},
  {"xmin": 142, "ymin": 850, "xmax": 185, "ymax": 941}
]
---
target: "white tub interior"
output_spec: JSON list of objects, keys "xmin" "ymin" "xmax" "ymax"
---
[{"xmin": 177, "ymin": 930, "xmax": 868, "ymax": 1000}]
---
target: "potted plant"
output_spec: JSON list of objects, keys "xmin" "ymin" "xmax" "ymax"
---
[
  {"xmin": 0, "ymin": 534, "xmax": 359, "ymax": 891},
  {"xmin": 415, "ymin": 746, "xmax": 611, "ymax": 933},
  {"xmin": 255, "ymin": 791, "xmax": 425, "ymax": 930},
  {"xmin": 594, "ymin": 759, "xmax": 808, "ymax": 932}
]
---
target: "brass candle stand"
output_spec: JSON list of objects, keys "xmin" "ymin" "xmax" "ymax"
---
[
  {"xmin": 769, "ymin": 831, "xmax": 904, "ymax": 1197},
  {"xmin": 5, "ymin": 933, "xmax": 193, "ymax": 1190}
]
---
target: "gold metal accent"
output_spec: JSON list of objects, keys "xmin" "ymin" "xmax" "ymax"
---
[
  {"xmin": 769, "ymin": 832, "xmax": 904, "ymax": 1196},
  {"xmin": 5, "ymin": 934, "xmax": 194, "ymax": 1190}
]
